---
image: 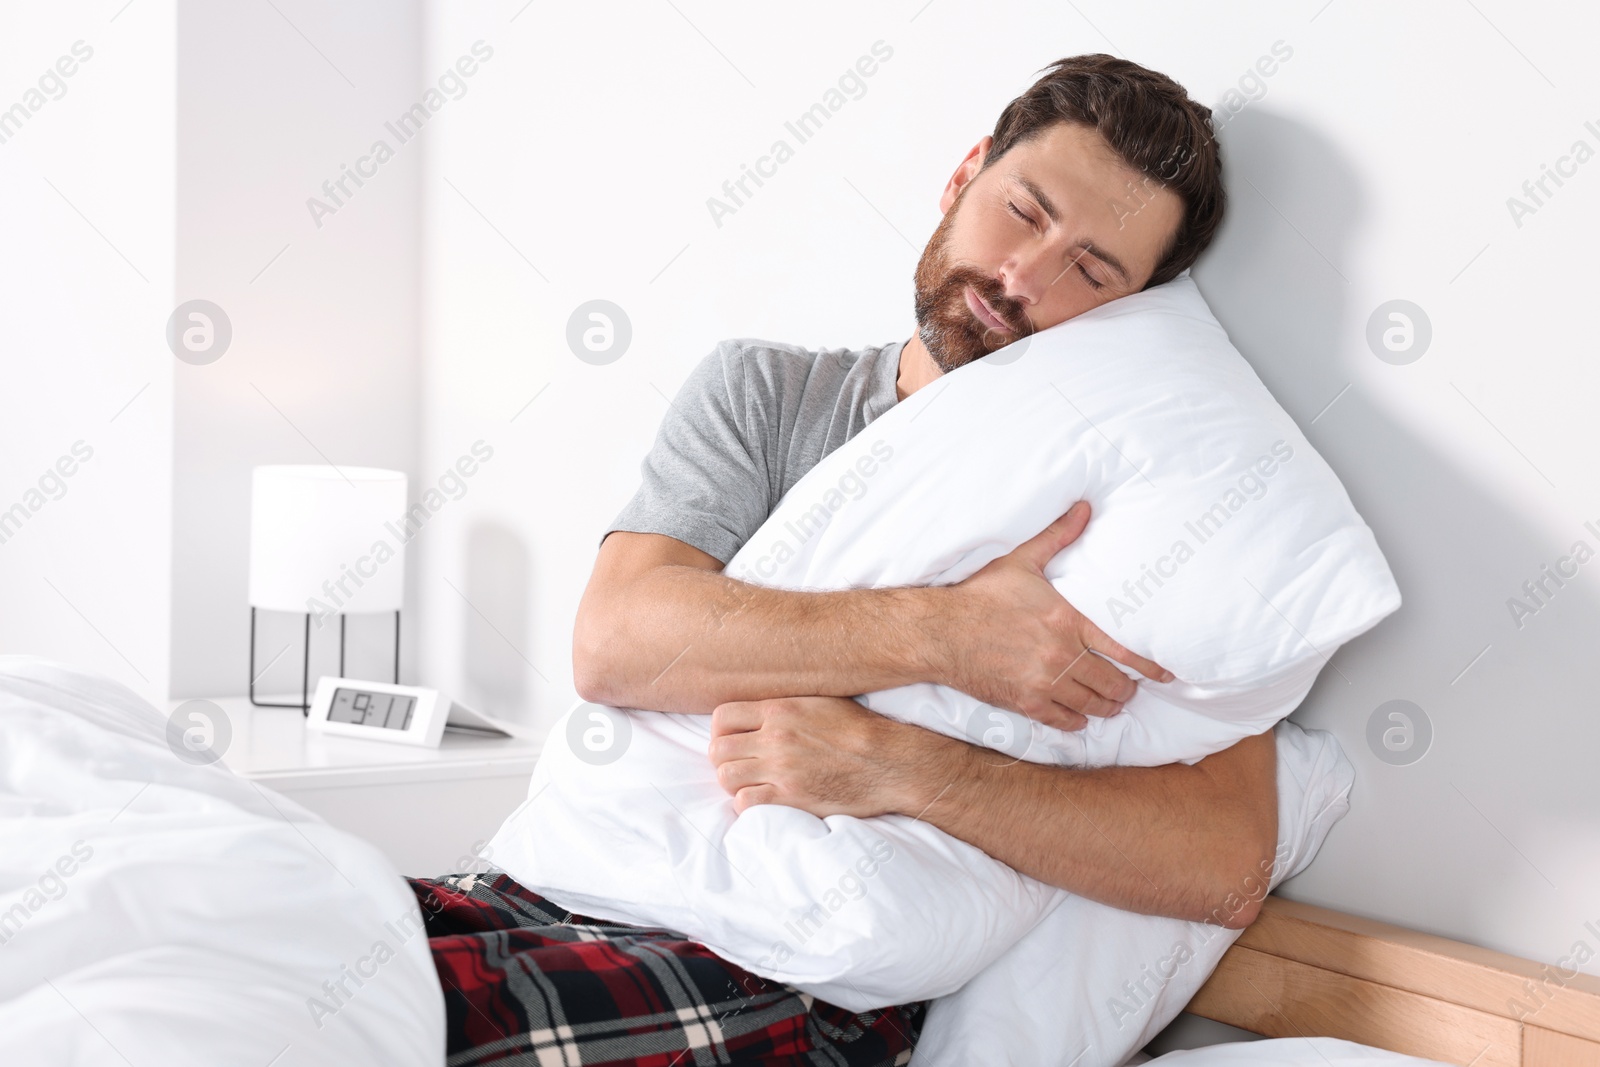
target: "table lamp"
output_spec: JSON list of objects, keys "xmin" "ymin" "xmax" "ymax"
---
[{"xmin": 248, "ymin": 465, "xmax": 408, "ymax": 711}]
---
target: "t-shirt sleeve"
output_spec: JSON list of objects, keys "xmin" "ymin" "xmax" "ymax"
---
[{"xmin": 605, "ymin": 342, "xmax": 773, "ymax": 565}]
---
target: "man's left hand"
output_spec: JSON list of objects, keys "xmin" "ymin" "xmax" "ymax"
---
[{"xmin": 708, "ymin": 696, "xmax": 940, "ymax": 819}]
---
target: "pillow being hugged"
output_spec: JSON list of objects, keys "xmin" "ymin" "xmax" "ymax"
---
[
  {"xmin": 730, "ymin": 272, "xmax": 1402, "ymax": 767},
  {"xmin": 492, "ymin": 273, "xmax": 1402, "ymax": 1011}
]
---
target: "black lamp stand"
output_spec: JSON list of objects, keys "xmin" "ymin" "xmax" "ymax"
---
[{"xmin": 248, "ymin": 607, "xmax": 401, "ymax": 714}]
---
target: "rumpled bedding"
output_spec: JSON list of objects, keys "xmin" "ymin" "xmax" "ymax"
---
[{"xmin": 0, "ymin": 656, "xmax": 445, "ymax": 1066}]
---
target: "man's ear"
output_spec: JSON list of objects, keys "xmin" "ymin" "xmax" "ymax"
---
[{"xmin": 939, "ymin": 135, "xmax": 993, "ymax": 214}]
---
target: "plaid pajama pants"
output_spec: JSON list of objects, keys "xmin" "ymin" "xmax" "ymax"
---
[{"xmin": 407, "ymin": 872, "xmax": 926, "ymax": 1066}]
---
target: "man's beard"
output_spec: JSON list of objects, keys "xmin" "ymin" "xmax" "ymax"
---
[{"xmin": 911, "ymin": 197, "xmax": 1034, "ymax": 374}]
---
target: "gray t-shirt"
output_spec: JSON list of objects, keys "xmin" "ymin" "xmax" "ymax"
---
[{"xmin": 607, "ymin": 337, "xmax": 906, "ymax": 563}]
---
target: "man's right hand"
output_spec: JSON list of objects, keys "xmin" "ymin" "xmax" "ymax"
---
[{"xmin": 933, "ymin": 501, "xmax": 1173, "ymax": 732}]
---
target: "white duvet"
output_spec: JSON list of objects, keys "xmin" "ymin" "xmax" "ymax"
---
[
  {"xmin": 490, "ymin": 272, "xmax": 1399, "ymax": 1061},
  {"xmin": 0, "ymin": 656, "xmax": 445, "ymax": 1066}
]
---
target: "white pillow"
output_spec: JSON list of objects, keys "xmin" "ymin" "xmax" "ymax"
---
[
  {"xmin": 909, "ymin": 719, "xmax": 1356, "ymax": 1067},
  {"xmin": 730, "ymin": 272, "xmax": 1401, "ymax": 768},
  {"xmin": 491, "ymin": 273, "xmax": 1400, "ymax": 1009}
]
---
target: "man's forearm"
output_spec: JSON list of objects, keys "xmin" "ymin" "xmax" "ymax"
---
[
  {"xmin": 579, "ymin": 523, "xmax": 1167, "ymax": 723},
  {"xmin": 884, "ymin": 723, "xmax": 1280, "ymax": 926},
  {"xmin": 574, "ymin": 561, "xmax": 948, "ymax": 714}
]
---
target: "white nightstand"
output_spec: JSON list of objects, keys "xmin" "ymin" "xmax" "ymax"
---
[{"xmin": 172, "ymin": 696, "xmax": 544, "ymax": 877}]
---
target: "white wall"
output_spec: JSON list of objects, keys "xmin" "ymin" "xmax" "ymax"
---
[
  {"xmin": 170, "ymin": 0, "xmax": 425, "ymax": 698},
  {"xmin": 1178, "ymin": 1, "xmax": 1600, "ymax": 980},
  {"xmin": 418, "ymin": 0, "xmax": 1600, "ymax": 977},
  {"xmin": 0, "ymin": 0, "xmax": 176, "ymax": 707},
  {"xmin": 1, "ymin": 0, "xmax": 426, "ymax": 707},
  {"xmin": 416, "ymin": 0, "xmax": 936, "ymax": 724}
]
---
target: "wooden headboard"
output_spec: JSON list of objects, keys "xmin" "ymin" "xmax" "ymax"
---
[{"xmin": 1190, "ymin": 897, "xmax": 1600, "ymax": 1066}]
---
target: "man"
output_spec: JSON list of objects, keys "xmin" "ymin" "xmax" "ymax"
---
[{"xmin": 410, "ymin": 54, "xmax": 1274, "ymax": 1066}]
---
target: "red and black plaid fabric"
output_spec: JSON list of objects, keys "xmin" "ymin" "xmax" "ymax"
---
[{"xmin": 407, "ymin": 872, "xmax": 926, "ymax": 1066}]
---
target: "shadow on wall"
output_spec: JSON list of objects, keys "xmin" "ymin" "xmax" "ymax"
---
[
  {"xmin": 1193, "ymin": 110, "xmax": 1600, "ymax": 949},
  {"xmin": 461, "ymin": 519, "xmax": 535, "ymax": 721}
]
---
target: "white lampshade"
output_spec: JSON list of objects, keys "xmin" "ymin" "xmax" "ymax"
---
[{"xmin": 248, "ymin": 465, "xmax": 407, "ymax": 615}]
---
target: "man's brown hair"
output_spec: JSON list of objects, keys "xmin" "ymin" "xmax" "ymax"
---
[{"xmin": 984, "ymin": 54, "xmax": 1225, "ymax": 289}]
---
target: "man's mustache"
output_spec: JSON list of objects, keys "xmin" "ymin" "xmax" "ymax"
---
[{"xmin": 947, "ymin": 271, "xmax": 1033, "ymax": 341}]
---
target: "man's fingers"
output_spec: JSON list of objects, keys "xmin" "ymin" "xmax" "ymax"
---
[
  {"xmin": 709, "ymin": 700, "xmax": 767, "ymax": 737},
  {"xmin": 1042, "ymin": 703, "xmax": 1090, "ymax": 732},
  {"xmin": 707, "ymin": 730, "xmax": 761, "ymax": 766},
  {"xmin": 1082, "ymin": 624, "xmax": 1174, "ymax": 683},
  {"xmin": 1007, "ymin": 501, "xmax": 1091, "ymax": 572},
  {"xmin": 732, "ymin": 784, "xmax": 779, "ymax": 813},
  {"xmin": 1047, "ymin": 677, "xmax": 1122, "ymax": 719},
  {"xmin": 714, "ymin": 757, "xmax": 764, "ymax": 794},
  {"xmin": 1017, "ymin": 692, "xmax": 1091, "ymax": 732},
  {"xmin": 1071, "ymin": 653, "xmax": 1138, "ymax": 706}
]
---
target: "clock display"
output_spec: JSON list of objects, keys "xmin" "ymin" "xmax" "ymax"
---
[{"xmin": 327, "ymin": 687, "xmax": 416, "ymax": 731}]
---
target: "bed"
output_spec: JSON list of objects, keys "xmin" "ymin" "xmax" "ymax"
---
[
  {"xmin": 1186, "ymin": 897, "xmax": 1600, "ymax": 1066},
  {"xmin": 3, "ymin": 656, "xmax": 1595, "ymax": 1065}
]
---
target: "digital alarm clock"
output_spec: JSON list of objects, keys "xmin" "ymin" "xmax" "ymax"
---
[{"xmin": 306, "ymin": 676, "xmax": 515, "ymax": 748}]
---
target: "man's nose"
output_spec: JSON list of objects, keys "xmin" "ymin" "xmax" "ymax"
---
[{"xmin": 996, "ymin": 244, "xmax": 1063, "ymax": 306}]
